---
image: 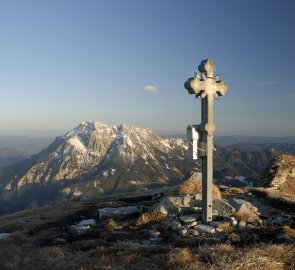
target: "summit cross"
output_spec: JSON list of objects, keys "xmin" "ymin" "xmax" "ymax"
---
[{"xmin": 184, "ymin": 59, "xmax": 228, "ymax": 223}]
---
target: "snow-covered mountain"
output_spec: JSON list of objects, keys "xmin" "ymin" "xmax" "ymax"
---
[{"xmin": 0, "ymin": 121, "xmax": 193, "ymax": 214}]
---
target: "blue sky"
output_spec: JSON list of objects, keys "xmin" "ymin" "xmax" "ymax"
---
[{"xmin": 0, "ymin": 0, "xmax": 294, "ymax": 136}]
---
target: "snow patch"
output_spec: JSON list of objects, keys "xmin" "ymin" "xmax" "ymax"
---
[
  {"xmin": 68, "ymin": 136, "xmax": 87, "ymax": 152},
  {"xmin": 130, "ymin": 180, "xmax": 140, "ymax": 185},
  {"xmin": 235, "ymin": 176, "xmax": 246, "ymax": 182},
  {"xmin": 103, "ymin": 171, "xmax": 108, "ymax": 178}
]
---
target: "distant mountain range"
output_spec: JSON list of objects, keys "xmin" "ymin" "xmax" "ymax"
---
[
  {"xmin": 0, "ymin": 121, "xmax": 294, "ymax": 215},
  {"xmin": 214, "ymin": 136, "xmax": 295, "ymax": 146},
  {"xmin": 0, "ymin": 135, "xmax": 54, "ymax": 169},
  {"xmin": 162, "ymin": 133, "xmax": 295, "ymax": 146}
]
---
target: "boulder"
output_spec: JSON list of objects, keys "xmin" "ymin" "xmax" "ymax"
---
[
  {"xmin": 179, "ymin": 228, "xmax": 188, "ymax": 236},
  {"xmin": 152, "ymin": 195, "xmax": 192, "ymax": 215},
  {"xmin": 179, "ymin": 214, "xmax": 200, "ymax": 224},
  {"xmin": 224, "ymin": 216, "xmax": 238, "ymax": 226},
  {"xmin": 69, "ymin": 224, "xmax": 90, "ymax": 235},
  {"xmin": 194, "ymin": 224, "xmax": 216, "ymax": 234},
  {"xmin": 78, "ymin": 219, "xmax": 97, "ymax": 226},
  {"xmin": 238, "ymin": 220, "xmax": 246, "ymax": 229},
  {"xmin": 213, "ymin": 199, "xmax": 235, "ymax": 217},
  {"xmin": 54, "ymin": 237, "xmax": 67, "ymax": 244},
  {"xmin": 98, "ymin": 206, "xmax": 140, "ymax": 220},
  {"xmin": 184, "ymin": 221, "xmax": 198, "ymax": 228},
  {"xmin": 229, "ymin": 198, "xmax": 259, "ymax": 213},
  {"xmin": 0, "ymin": 233, "xmax": 11, "ymax": 239},
  {"xmin": 164, "ymin": 218, "xmax": 182, "ymax": 230},
  {"xmin": 189, "ymin": 229, "xmax": 199, "ymax": 236}
]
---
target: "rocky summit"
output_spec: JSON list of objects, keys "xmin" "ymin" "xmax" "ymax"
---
[{"xmin": 258, "ymin": 154, "xmax": 295, "ymax": 194}]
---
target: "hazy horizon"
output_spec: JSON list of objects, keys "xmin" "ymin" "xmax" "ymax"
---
[{"xmin": 1, "ymin": 120, "xmax": 295, "ymax": 138}]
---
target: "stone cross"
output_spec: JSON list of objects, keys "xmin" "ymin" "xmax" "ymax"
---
[{"xmin": 184, "ymin": 59, "xmax": 228, "ymax": 223}]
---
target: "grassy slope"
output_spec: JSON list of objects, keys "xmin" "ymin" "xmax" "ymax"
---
[{"xmin": 0, "ymin": 188, "xmax": 294, "ymax": 270}]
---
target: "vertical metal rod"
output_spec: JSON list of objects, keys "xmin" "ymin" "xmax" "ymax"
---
[{"xmin": 201, "ymin": 95, "xmax": 213, "ymax": 223}]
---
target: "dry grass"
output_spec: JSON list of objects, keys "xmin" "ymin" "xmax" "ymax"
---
[
  {"xmin": 178, "ymin": 173, "xmax": 222, "ymax": 199},
  {"xmin": 251, "ymin": 188, "xmax": 295, "ymax": 210},
  {"xmin": 227, "ymin": 187, "xmax": 245, "ymax": 195},
  {"xmin": 0, "ymin": 226, "xmax": 295, "ymax": 270},
  {"xmin": 136, "ymin": 211, "xmax": 167, "ymax": 226},
  {"xmin": 283, "ymin": 225, "xmax": 295, "ymax": 239},
  {"xmin": 198, "ymin": 243, "xmax": 295, "ymax": 270},
  {"xmin": 168, "ymin": 248, "xmax": 194, "ymax": 266},
  {"xmin": 228, "ymin": 233, "xmax": 240, "ymax": 243},
  {"xmin": 0, "ymin": 187, "xmax": 295, "ymax": 270},
  {"xmin": 278, "ymin": 175, "xmax": 295, "ymax": 195},
  {"xmin": 232, "ymin": 209, "xmax": 259, "ymax": 222}
]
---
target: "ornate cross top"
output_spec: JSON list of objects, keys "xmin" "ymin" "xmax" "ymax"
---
[{"xmin": 185, "ymin": 59, "xmax": 228, "ymax": 136}]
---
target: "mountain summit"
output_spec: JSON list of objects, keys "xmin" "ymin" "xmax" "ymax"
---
[{"xmin": 0, "ymin": 121, "xmax": 191, "ymax": 214}]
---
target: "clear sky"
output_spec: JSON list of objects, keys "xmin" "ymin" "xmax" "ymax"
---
[{"xmin": 0, "ymin": 0, "xmax": 294, "ymax": 137}]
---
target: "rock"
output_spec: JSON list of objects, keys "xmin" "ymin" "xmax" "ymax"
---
[
  {"xmin": 154, "ymin": 195, "xmax": 192, "ymax": 215},
  {"xmin": 238, "ymin": 220, "xmax": 246, "ymax": 229},
  {"xmin": 224, "ymin": 216, "xmax": 238, "ymax": 226},
  {"xmin": 164, "ymin": 218, "xmax": 182, "ymax": 230},
  {"xmin": 277, "ymin": 233, "xmax": 288, "ymax": 241},
  {"xmin": 213, "ymin": 199, "xmax": 235, "ymax": 217},
  {"xmin": 190, "ymin": 199, "xmax": 202, "ymax": 207},
  {"xmin": 54, "ymin": 237, "xmax": 67, "ymax": 244},
  {"xmin": 189, "ymin": 229, "xmax": 199, "ymax": 236},
  {"xmin": 193, "ymin": 194, "xmax": 202, "ymax": 200},
  {"xmin": 180, "ymin": 214, "xmax": 199, "ymax": 224},
  {"xmin": 189, "ymin": 206, "xmax": 202, "ymax": 213},
  {"xmin": 272, "ymin": 216, "xmax": 289, "ymax": 226},
  {"xmin": 0, "ymin": 233, "xmax": 11, "ymax": 239},
  {"xmin": 183, "ymin": 194, "xmax": 192, "ymax": 206},
  {"xmin": 259, "ymin": 154, "xmax": 295, "ymax": 190},
  {"xmin": 246, "ymin": 224, "xmax": 255, "ymax": 229},
  {"xmin": 148, "ymin": 230, "xmax": 161, "ymax": 238},
  {"xmin": 78, "ymin": 219, "xmax": 97, "ymax": 226},
  {"xmin": 98, "ymin": 206, "xmax": 140, "ymax": 220},
  {"xmin": 209, "ymin": 221, "xmax": 231, "ymax": 231},
  {"xmin": 178, "ymin": 207, "xmax": 193, "ymax": 215},
  {"xmin": 179, "ymin": 228, "xmax": 188, "ymax": 236},
  {"xmin": 194, "ymin": 224, "xmax": 216, "ymax": 234},
  {"xmin": 252, "ymin": 234, "xmax": 260, "ymax": 241},
  {"xmin": 69, "ymin": 224, "xmax": 90, "ymax": 235},
  {"xmin": 156, "ymin": 206, "xmax": 169, "ymax": 215},
  {"xmin": 185, "ymin": 221, "xmax": 198, "ymax": 228},
  {"xmin": 80, "ymin": 195, "xmax": 89, "ymax": 201},
  {"xmin": 150, "ymin": 236, "xmax": 162, "ymax": 242},
  {"xmin": 248, "ymin": 217, "xmax": 263, "ymax": 226},
  {"xmin": 229, "ymin": 198, "xmax": 259, "ymax": 213},
  {"xmin": 141, "ymin": 240, "xmax": 151, "ymax": 245}
]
